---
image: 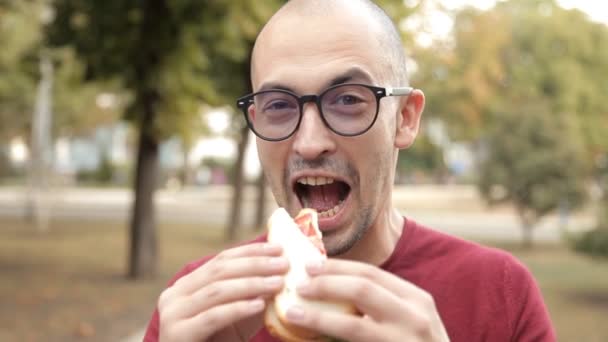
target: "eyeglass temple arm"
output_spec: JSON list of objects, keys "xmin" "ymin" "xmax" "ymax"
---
[{"xmin": 386, "ymin": 87, "xmax": 413, "ymax": 97}]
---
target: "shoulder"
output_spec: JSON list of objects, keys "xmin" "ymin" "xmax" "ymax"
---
[
  {"xmin": 402, "ymin": 220, "xmax": 539, "ymax": 295},
  {"xmin": 397, "ymin": 220, "xmax": 555, "ymax": 340},
  {"xmin": 404, "ymin": 220, "xmax": 519, "ymax": 271}
]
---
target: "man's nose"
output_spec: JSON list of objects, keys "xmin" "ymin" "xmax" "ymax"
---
[{"xmin": 292, "ymin": 103, "xmax": 336, "ymax": 160}]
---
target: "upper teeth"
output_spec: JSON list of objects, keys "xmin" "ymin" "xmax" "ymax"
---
[{"xmin": 297, "ymin": 176, "xmax": 335, "ymax": 186}]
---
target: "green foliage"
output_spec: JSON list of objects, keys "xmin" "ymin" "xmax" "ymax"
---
[
  {"xmin": 478, "ymin": 101, "xmax": 588, "ymax": 229},
  {"xmin": 396, "ymin": 132, "xmax": 445, "ymax": 182},
  {"xmin": 47, "ymin": 0, "xmax": 284, "ymax": 143},
  {"xmin": 414, "ymin": 0, "xmax": 608, "ymax": 155},
  {"xmin": 0, "ymin": 0, "xmax": 40, "ymax": 140},
  {"xmin": 573, "ymin": 174, "xmax": 608, "ymax": 258},
  {"xmin": 0, "ymin": 0, "xmax": 121, "ymax": 142},
  {"xmin": 573, "ymin": 227, "xmax": 608, "ymax": 259},
  {"xmin": 412, "ymin": 0, "xmax": 608, "ymax": 243}
]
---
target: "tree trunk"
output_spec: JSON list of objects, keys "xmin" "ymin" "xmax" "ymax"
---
[
  {"xmin": 517, "ymin": 207, "xmax": 535, "ymax": 249},
  {"xmin": 127, "ymin": 0, "xmax": 167, "ymax": 279},
  {"xmin": 180, "ymin": 141, "xmax": 191, "ymax": 187},
  {"xmin": 226, "ymin": 124, "xmax": 250, "ymax": 241},
  {"xmin": 254, "ymin": 172, "xmax": 267, "ymax": 230},
  {"xmin": 128, "ymin": 111, "xmax": 159, "ymax": 279},
  {"xmin": 225, "ymin": 43, "xmax": 255, "ymax": 241},
  {"xmin": 522, "ymin": 221, "xmax": 533, "ymax": 249}
]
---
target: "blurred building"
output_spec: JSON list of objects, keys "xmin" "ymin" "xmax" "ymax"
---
[{"xmin": 6, "ymin": 109, "xmax": 262, "ymax": 186}]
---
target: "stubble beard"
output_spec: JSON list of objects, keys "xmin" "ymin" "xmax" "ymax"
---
[{"xmin": 323, "ymin": 204, "xmax": 373, "ymax": 256}]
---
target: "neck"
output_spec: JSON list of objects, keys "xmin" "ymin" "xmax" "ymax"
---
[{"xmin": 337, "ymin": 204, "xmax": 404, "ymax": 265}]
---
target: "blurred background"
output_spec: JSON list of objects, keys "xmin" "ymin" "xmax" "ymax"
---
[{"xmin": 0, "ymin": 0, "xmax": 606, "ymax": 341}]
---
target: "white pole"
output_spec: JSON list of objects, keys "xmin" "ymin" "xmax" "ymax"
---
[{"xmin": 29, "ymin": 52, "xmax": 53, "ymax": 232}]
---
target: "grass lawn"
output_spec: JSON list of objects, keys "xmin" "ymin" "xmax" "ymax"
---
[{"xmin": 0, "ymin": 218, "xmax": 606, "ymax": 341}]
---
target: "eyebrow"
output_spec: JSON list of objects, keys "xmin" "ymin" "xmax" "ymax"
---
[{"xmin": 257, "ymin": 67, "xmax": 375, "ymax": 94}]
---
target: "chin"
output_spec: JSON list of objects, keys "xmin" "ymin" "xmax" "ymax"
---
[{"xmin": 322, "ymin": 221, "xmax": 368, "ymax": 256}]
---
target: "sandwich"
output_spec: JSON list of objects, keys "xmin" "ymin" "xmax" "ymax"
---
[{"xmin": 264, "ymin": 208, "xmax": 358, "ymax": 342}]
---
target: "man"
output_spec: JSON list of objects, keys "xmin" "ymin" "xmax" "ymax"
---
[{"xmin": 144, "ymin": 0, "xmax": 556, "ymax": 341}]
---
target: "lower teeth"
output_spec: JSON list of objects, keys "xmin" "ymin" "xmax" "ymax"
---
[{"xmin": 318, "ymin": 200, "xmax": 343, "ymax": 218}]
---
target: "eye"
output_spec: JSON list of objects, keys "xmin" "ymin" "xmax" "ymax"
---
[
  {"xmin": 264, "ymin": 100, "xmax": 293, "ymax": 111},
  {"xmin": 336, "ymin": 94, "xmax": 363, "ymax": 105}
]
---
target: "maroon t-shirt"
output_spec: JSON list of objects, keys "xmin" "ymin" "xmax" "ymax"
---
[{"xmin": 144, "ymin": 219, "xmax": 556, "ymax": 341}]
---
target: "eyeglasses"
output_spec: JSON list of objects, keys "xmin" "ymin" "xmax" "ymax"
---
[{"xmin": 236, "ymin": 83, "xmax": 413, "ymax": 141}]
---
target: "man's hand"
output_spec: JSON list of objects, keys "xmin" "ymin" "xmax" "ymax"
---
[
  {"xmin": 285, "ymin": 259, "xmax": 450, "ymax": 342},
  {"xmin": 157, "ymin": 242, "xmax": 288, "ymax": 342}
]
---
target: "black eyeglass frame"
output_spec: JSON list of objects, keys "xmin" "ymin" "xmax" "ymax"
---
[{"xmin": 236, "ymin": 83, "xmax": 413, "ymax": 142}]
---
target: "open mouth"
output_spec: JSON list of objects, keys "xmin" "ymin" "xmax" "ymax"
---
[{"xmin": 294, "ymin": 176, "xmax": 351, "ymax": 218}]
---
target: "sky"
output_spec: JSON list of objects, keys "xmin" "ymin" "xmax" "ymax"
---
[{"xmin": 408, "ymin": 0, "xmax": 608, "ymax": 47}]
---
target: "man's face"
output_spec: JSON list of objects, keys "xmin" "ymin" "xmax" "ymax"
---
[{"xmin": 252, "ymin": 12, "xmax": 401, "ymax": 255}]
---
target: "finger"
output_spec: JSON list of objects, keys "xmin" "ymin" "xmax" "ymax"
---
[
  {"xmin": 174, "ymin": 298, "xmax": 267, "ymax": 342},
  {"xmin": 284, "ymin": 304, "xmax": 380, "ymax": 342},
  {"xmin": 217, "ymin": 242, "xmax": 283, "ymax": 260},
  {"xmin": 173, "ymin": 254, "xmax": 289, "ymax": 295},
  {"xmin": 297, "ymin": 275, "xmax": 400, "ymax": 321},
  {"xmin": 307, "ymin": 258, "xmax": 423, "ymax": 299},
  {"xmin": 177, "ymin": 276, "xmax": 284, "ymax": 319}
]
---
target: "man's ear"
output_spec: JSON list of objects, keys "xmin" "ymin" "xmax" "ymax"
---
[{"xmin": 394, "ymin": 89, "xmax": 425, "ymax": 149}]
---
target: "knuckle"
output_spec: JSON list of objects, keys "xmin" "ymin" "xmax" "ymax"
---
[
  {"xmin": 158, "ymin": 287, "xmax": 174, "ymax": 310},
  {"xmin": 200, "ymin": 309, "xmax": 222, "ymax": 329},
  {"xmin": 358, "ymin": 266, "xmax": 377, "ymax": 281},
  {"xmin": 204, "ymin": 282, "xmax": 222, "ymax": 300},
  {"xmin": 205, "ymin": 262, "xmax": 227, "ymax": 280},
  {"xmin": 419, "ymin": 291, "xmax": 436, "ymax": 311},
  {"xmin": 352, "ymin": 281, "xmax": 372, "ymax": 299},
  {"xmin": 216, "ymin": 248, "xmax": 230, "ymax": 259},
  {"xmin": 341, "ymin": 318, "xmax": 363, "ymax": 335},
  {"xmin": 411, "ymin": 313, "xmax": 434, "ymax": 338}
]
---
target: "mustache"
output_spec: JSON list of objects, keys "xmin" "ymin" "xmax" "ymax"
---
[{"xmin": 285, "ymin": 156, "xmax": 358, "ymax": 183}]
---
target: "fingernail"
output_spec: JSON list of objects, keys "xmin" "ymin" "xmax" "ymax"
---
[
  {"xmin": 269, "ymin": 257, "xmax": 288, "ymax": 269},
  {"xmin": 264, "ymin": 276, "xmax": 283, "ymax": 288},
  {"xmin": 248, "ymin": 299, "xmax": 265, "ymax": 313},
  {"xmin": 306, "ymin": 259, "xmax": 324, "ymax": 274},
  {"xmin": 286, "ymin": 305, "xmax": 305, "ymax": 322}
]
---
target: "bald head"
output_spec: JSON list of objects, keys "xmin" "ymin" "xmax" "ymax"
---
[{"xmin": 251, "ymin": 0, "xmax": 408, "ymax": 88}]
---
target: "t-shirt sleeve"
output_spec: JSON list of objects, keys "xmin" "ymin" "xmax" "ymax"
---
[
  {"xmin": 142, "ymin": 258, "xmax": 212, "ymax": 342},
  {"xmin": 504, "ymin": 255, "xmax": 557, "ymax": 342}
]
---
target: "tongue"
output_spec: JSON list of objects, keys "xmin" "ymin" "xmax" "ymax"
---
[{"xmin": 306, "ymin": 183, "xmax": 342, "ymax": 212}]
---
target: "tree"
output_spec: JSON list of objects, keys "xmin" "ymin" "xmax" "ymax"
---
[
  {"xmin": 1, "ymin": 0, "xmax": 120, "ymax": 232},
  {"xmin": 412, "ymin": 0, "xmax": 608, "ymax": 246},
  {"xmin": 49, "ymin": 0, "xmax": 207, "ymax": 278},
  {"xmin": 0, "ymin": 0, "xmax": 40, "ymax": 141},
  {"xmin": 0, "ymin": 0, "xmax": 120, "ymax": 149},
  {"xmin": 203, "ymin": 2, "xmax": 284, "ymax": 241},
  {"xmin": 47, "ymin": 0, "xmax": 287, "ymax": 277},
  {"xmin": 573, "ymin": 160, "xmax": 608, "ymax": 258},
  {"xmin": 414, "ymin": 0, "xmax": 608, "ymax": 150},
  {"xmin": 478, "ymin": 101, "xmax": 588, "ymax": 247}
]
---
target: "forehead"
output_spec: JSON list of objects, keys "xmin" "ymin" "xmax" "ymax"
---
[{"xmin": 252, "ymin": 11, "xmax": 386, "ymax": 92}]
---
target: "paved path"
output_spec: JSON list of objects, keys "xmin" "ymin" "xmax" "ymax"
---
[
  {"xmin": 0, "ymin": 185, "xmax": 595, "ymax": 242},
  {"xmin": 122, "ymin": 328, "xmax": 145, "ymax": 342}
]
